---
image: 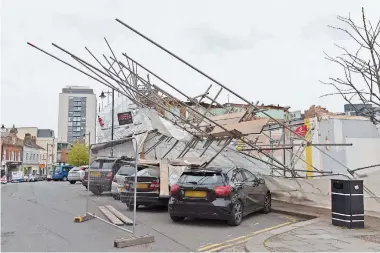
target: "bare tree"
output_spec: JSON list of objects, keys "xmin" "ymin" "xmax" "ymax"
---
[{"xmin": 321, "ymin": 7, "xmax": 380, "ymax": 123}]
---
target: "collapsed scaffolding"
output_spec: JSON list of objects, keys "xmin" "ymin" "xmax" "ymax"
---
[{"xmin": 27, "ymin": 18, "xmax": 380, "ymax": 212}]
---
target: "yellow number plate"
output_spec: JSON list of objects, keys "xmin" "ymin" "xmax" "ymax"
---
[
  {"xmin": 136, "ymin": 183, "xmax": 148, "ymax": 189},
  {"xmin": 90, "ymin": 171, "xmax": 100, "ymax": 177},
  {"xmin": 185, "ymin": 190, "xmax": 207, "ymax": 198}
]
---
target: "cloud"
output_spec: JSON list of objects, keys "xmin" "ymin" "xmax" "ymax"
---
[
  {"xmin": 300, "ymin": 14, "xmax": 351, "ymax": 40},
  {"xmin": 187, "ymin": 23, "xmax": 272, "ymax": 54}
]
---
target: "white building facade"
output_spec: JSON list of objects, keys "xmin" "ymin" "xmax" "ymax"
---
[{"xmin": 58, "ymin": 86, "xmax": 96, "ymax": 146}]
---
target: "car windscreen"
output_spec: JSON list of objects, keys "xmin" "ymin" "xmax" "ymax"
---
[
  {"xmin": 178, "ymin": 171, "xmax": 224, "ymax": 185},
  {"xmin": 70, "ymin": 167, "xmax": 80, "ymax": 172},
  {"xmin": 135, "ymin": 167, "xmax": 160, "ymax": 177},
  {"xmin": 117, "ymin": 165, "xmax": 136, "ymax": 176},
  {"xmin": 53, "ymin": 167, "xmax": 61, "ymax": 174}
]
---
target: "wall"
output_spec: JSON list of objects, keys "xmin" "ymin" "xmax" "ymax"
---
[{"xmin": 15, "ymin": 127, "xmax": 38, "ymax": 140}]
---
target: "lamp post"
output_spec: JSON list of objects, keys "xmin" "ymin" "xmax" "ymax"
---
[
  {"xmin": 99, "ymin": 90, "xmax": 115, "ymax": 141},
  {"xmin": 45, "ymin": 139, "xmax": 55, "ymax": 175}
]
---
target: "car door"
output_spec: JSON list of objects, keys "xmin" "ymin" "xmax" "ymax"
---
[
  {"xmin": 242, "ymin": 169, "xmax": 266, "ymax": 210},
  {"xmin": 231, "ymin": 169, "xmax": 254, "ymax": 214}
]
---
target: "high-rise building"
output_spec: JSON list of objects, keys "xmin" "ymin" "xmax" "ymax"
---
[{"xmin": 58, "ymin": 86, "xmax": 96, "ymax": 146}]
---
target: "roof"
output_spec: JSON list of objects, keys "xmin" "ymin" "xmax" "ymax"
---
[{"xmin": 37, "ymin": 129, "xmax": 55, "ymax": 138}]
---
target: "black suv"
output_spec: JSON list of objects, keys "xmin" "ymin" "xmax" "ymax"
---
[
  {"xmin": 168, "ymin": 167, "xmax": 271, "ymax": 226},
  {"xmin": 82, "ymin": 156, "xmax": 136, "ymax": 195}
]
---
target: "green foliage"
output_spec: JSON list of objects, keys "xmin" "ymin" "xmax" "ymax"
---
[{"xmin": 67, "ymin": 143, "xmax": 89, "ymax": 167}]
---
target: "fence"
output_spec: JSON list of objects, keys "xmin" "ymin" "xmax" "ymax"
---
[{"xmin": 84, "ymin": 137, "xmax": 139, "ymax": 236}]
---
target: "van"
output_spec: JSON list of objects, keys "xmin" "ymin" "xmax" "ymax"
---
[{"xmin": 52, "ymin": 164, "xmax": 73, "ymax": 181}]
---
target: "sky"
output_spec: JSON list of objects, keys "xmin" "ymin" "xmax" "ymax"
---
[{"xmin": 1, "ymin": 0, "xmax": 379, "ymax": 134}]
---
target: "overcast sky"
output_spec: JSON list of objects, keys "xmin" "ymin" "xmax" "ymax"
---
[{"xmin": 1, "ymin": 0, "xmax": 379, "ymax": 134}]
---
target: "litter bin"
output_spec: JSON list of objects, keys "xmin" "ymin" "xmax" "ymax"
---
[{"xmin": 331, "ymin": 179, "xmax": 364, "ymax": 229}]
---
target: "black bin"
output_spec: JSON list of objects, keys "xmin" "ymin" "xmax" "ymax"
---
[{"xmin": 331, "ymin": 179, "xmax": 364, "ymax": 229}]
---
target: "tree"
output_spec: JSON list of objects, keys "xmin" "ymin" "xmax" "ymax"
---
[
  {"xmin": 321, "ymin": 8, "xmax": 380, "ymax": 123},
  {"xmin": 67, "ymin": 143, "xmax": 89, "ymax": 166}
]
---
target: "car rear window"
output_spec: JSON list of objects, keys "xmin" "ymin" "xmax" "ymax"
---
[
  {"xmin": 136, "ymin": 168, "xmax": 159, "ymax": 177},
  {"xmin": 117, "ymin": 166, "xmax": 136, "ymax": 176},
  {"xmin": 101, "ymin": 160, "xmax": 115, "ymax": 170},
  {"xmin": 178, "ymin": 171, "xmax": 224, "ymax": 185},
  {"xmin": 90, "ymin": 161, "xmax": 100, "ymax": 169}
]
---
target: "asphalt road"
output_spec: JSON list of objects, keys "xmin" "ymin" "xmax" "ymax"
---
[{"xmin": 1, "ymin": 181, "xmax": 304, "ymax": 252}]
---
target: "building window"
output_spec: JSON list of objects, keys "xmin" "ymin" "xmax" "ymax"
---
[{"xmin": 26, "ymin": 153, "xmax": 29, "ymax": 161}]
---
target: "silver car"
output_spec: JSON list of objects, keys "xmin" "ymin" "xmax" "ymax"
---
[
  {"xmin": 68, "ymin": 166, "xmax": 88, "ymax": 184},
  {"xmin": 111, "ymin": 165, "xmax": 136, "ymax": 200}
]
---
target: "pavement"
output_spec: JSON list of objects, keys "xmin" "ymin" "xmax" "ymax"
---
[
  {"xmin": 1, "ymin": 181, "xmax": 305, "ymax": 252},
  {"xmin": 246, "ymin": 200, "xmax": 380, "ymax": 252}
]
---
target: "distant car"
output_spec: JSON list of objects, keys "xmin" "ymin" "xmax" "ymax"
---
[
  {"xmin": 68, "ymin": 166, "xmax": 88, "ymax": 184},
  {"xmin": 34, "ymin": 174, "xmax": 43, "ymax": 181},
  {"xmin": 28, "ymin": 174, "xmax": 37, "ymax": 182},
  {"xmin": 11, "ymin": 171, "xmax": 24, "ymax": 183},
  {"xmin": 83, "ymin": 157, "xmax": 133, "ymax": 195},
  {"xmin": 24, "ymin": 174, "xmax": 30, "ymax": 182},
  {"xmin": 124, "ymin": 166, "xmax": 169, "ymax": 210},
  {"xmin": 111, "ymin": 164, "xmax": 139, "ymax": 201},
  {"xmin": 47, "ymin": 171, "xmax": 53, "ymax": 181},
  {"xmin": 168, "ymin": 167, "xmax": 271, "ymax": 226},
  {"xmin": 52, "ymin": 165, "xmax": 73, "ymax": 181}
]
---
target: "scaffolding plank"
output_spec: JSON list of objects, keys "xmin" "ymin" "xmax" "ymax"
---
[
  {"xmin": 105, "ymin": 205, "xmax": 133, "ymax": 225},
  {"xmin": 159, "ymin": 158, "xmax": 170, "ymax": 197},
  {"xmin": 209, "ymin": 118, "xmax": 270, "ymax": 137},
  {"xmin": 98, "ymin": 206, "xmax": 123, "ymax": 226}
]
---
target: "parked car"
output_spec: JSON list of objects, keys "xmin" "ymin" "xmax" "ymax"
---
[
  {"xmin": 83, "ymin": 157, "xmax": 133, "ymax": 195},
  {"xmin": 111, "ymin": 164, "xmax": 137, "ymax": 200},
  {"xmin": 24, "ymin": 174, "xmax": 30, "ymax": 182},
  {"xmin": 124, "ymin": 166, "xmax": 170, "ymax": 209},
  {"xmin": 52, "ymin": 164, "xmax": 73, "ymax": 181},
  {"xmin": 33, "ymin": 174, "xmax": 44, "ymax": 181},
  {"xmin": 11, "ymin": 171, "xmax": 24, "ymax": 182},
  {"xmin": 68, "ymin": 165, "xmax": 88, "ymax": 184},
  {"xmin": 47, "ymin": 171, "xmax": 53, "ymax": 181},
  {"xmin": 168, "ymin": 167, "xmax": 271, "ymax": 226}
]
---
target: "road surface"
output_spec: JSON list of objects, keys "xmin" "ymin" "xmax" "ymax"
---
[{"xmin": 1, "ymin": 181, "xmax": 304, "ymax": 252}]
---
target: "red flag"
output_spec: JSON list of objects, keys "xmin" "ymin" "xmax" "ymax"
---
[{"xmin": 98, "ymin": 115, "xmax": 104, "ymax": 127}]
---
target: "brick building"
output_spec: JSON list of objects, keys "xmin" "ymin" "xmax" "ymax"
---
[{"xmin": 1, "ymin": 125, "xmax": 24, "ymax": 178}]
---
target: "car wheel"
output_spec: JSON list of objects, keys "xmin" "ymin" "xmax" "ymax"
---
[
  {"xmin": 91, "ymin": 187, "xmax": 103, "ymax": 196},
  {"xmin": 261, "ymin": 192, "xmax": 272, "ymax": 214},
  {"xmin": 69, "ymin": 181, "xmax": 76, "ymax": 184},
  {"xmin": 228, "ymin": 200, "xmax": 243, "ymax": 226},
  {"xmin": 170, "ymin": 215, "xmax": 185, "ymax": 222}
]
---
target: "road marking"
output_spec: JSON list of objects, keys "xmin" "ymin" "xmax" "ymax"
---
[{"xmin": 198, "ymin": 221, "xmax": 292, "ymax": 252}]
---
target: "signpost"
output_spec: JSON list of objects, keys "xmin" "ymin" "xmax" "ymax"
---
[
  {"xmin": 295, "ymin": 125, "xmax": 307, "ymax": 137},
  {"xmin": 117, "ymin": 112, "xmax": 133, "ymax": 125}
]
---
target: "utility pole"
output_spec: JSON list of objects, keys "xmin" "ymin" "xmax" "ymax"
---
[
  {"xmin": 111, "ymin": 89, "xmax": 114, "ymax": 141},
  {"xmin": 45, "ymin": 143, "xmax": 49, "ymax": 175}
]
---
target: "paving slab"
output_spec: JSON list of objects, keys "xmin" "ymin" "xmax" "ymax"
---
[{"xmin": 247, "ymin": 202, "xmax": 380, "ymax": 253}]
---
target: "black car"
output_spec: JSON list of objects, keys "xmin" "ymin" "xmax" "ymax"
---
[
  {"xmin": 124, "ymin": 166, "xmax": 169, "ymax": 210},
  {"xmin": 83, "ymin": 156, "xmax": 135, "ymax": 195},
  {"xmin": 168, "ymin": 167, "xmax": 271, "ymax": 226}
]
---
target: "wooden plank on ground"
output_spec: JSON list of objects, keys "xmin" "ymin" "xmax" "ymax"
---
[
  {"xmin": 159, "ymin": 158, "xmax": 169, "ymax": 197},
  {"xmin": 98, "ymin": 206, "xmax": 123, "ymax": 226},
  {"xmin": 105, "ymin": 205, "xmax": 133, "ymax": 225}
]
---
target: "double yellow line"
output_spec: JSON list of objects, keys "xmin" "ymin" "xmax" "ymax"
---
[{"xmin": 198, "ymin": 221, "xmax": 292, "ymax": 252}]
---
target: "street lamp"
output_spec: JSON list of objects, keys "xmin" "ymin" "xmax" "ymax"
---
[{"xmin": 99, "ymin": 90, "xmax": 115, "ymax": 141}]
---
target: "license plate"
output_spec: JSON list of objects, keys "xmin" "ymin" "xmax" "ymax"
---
[
  {"xmin": 136, "ymin": 183, "xmax": 148, "ymax": 189},
  {"xmin": 90, "ymin": 171, "xmax": 100, "ymax": 177},
  {"xmin": 185, "ymin": 190, "xmax": 207, "ymax": 198}
]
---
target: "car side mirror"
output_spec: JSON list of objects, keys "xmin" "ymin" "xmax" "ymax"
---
[{"xmin": 259, "ymin": 178, "xmax": 265, "ymax": 184}]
